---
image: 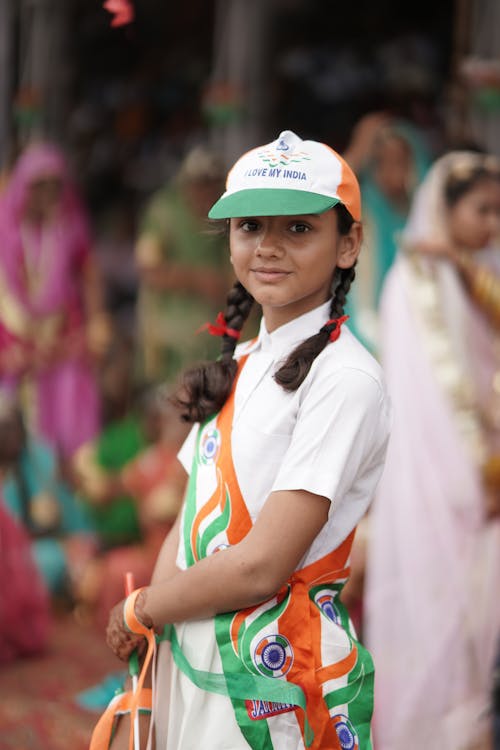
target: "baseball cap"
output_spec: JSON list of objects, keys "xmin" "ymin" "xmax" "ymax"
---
[{"xmin": 208, "ymin": 129, "xmax": 361, "ymax": 221}]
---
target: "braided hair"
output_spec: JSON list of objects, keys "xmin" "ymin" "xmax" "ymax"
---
[
  {"xmin": 174, "ymin": 281, "xmax": 254, "ymax": 422},
  {"xmin": 174, "ymin": 204, "xmax": 356, "ymax": 422}
]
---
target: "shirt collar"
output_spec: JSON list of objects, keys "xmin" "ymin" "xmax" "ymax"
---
[{"xmin": 241, "ymin": 300, "xmax": 332, "ymax": 359}]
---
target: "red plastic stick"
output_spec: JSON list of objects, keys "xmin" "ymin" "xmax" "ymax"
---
[{"xmin": 125, "ymin": 571, "xmax": 135, "ymax": 596}]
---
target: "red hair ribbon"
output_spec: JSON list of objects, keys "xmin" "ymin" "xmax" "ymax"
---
[
  {"xmin": 103, "ymin": 0, "xmax": 134, "ymax": 27},
  {"xmin": 197, "ymin": 312, "xmax": 241, "ymax": 340},
  {"xmin": 323, "ymin": 314, "xmax": 349, "ymax": 342}
]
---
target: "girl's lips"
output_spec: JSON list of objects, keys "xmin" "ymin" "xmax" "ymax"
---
[{"xmin": 252, "ymin": 268, "xmax": 291, "ymax": 282}]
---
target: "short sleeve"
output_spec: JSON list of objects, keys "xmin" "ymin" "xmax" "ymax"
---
[
  {"xmin": 177, "ymin": 424, "xmax": 199, "ymax": 474},
  {"xmin": 271, "ymin": 367, "xmax": 391, "ymax": 506}
]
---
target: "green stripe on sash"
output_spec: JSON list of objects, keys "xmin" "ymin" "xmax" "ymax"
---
[{"xmin": 161, "ymin": 624, "xmax": 314, "ymax": 747}]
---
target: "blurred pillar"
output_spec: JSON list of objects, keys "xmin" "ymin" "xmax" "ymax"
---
[
  {"xmin": 207, "ymin": 0, "xmax": 274, "ymax": 167},
  {"xmin": 447, "ymin": 0, "xmax": 473, "ymax": 147},
  {"xmin": 0, "ymin": 0, "xmax": 15, "ymax": 172},
  {"xmin": 465, "ymin": 0, "xmax": 500, "ymax": 155},
  {"xmin": 18, "ymin": 0, "xmax": 72, "ymax": 146}
]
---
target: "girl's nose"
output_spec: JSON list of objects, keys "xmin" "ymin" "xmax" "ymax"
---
[{"xmin": 256, "ymin": 226, "xmax": 283, "ymax": 256}]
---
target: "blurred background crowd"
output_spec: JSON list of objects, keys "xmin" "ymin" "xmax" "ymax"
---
[{"xmin": 1, "ymin": 0, "xmax": 500, "ymax": 748}]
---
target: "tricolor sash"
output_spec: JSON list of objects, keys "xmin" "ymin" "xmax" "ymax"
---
[{"xmin": 170, "ymin": 357, "xmax": 374, "ymax": 749}]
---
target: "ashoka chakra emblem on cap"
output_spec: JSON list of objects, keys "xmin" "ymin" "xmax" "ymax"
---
[{"xmin": 254, "ymin": 634, "xmax": 293, "ymax": 678}]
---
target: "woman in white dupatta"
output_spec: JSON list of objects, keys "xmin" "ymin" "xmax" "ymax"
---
[{"xmin": 364, "ymin": 151, "xmax": 500, "ymax": 750}]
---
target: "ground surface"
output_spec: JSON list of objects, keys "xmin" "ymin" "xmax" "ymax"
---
[{"xmin": 0, "ymin": 612, "xmax": 121, "ymax": 750}]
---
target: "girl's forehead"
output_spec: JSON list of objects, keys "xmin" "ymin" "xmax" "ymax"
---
[{"xmin": 230, "ymin": 211, "xmax": 334, "ymax": 222}]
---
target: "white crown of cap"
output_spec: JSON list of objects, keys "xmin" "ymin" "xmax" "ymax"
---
[{"xmin": 226, "ymin": 130, "xmax": 343, "ymax": 198}]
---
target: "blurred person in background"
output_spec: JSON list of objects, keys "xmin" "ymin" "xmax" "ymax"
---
[
  {"xmin": 0, "ymin": 142, "xmax": 111, "ymax": 463},
  {"xmin": 134, "ymin": 144, "xmax": 233, "ymax": 383},
  {"xmin": 72, "ymin": 341, "xmax": 149, "ymax": 571},
  {"xmin": 364, "ymin": 151, "xmax": 500, "ymax": 750},
  {"xmin": 340, "ymin": 113, "xmax": 432, "ymax": 637},
  {"xmin": 0, "ymin": 494, "xmax": 50, "ymax": 664},
  {"xmin": 343, "ymin": 112, "xmax": 432, "ymax": 354},
  {"xmin": 72, "ymin": 374, "xmax": 187, "ymax": 631},
  {"xmin": 494, "ymin": 641, "xmax": 500, "ymax": 750},
  {"xmin": 0, "ymin": 393, "xmax": 96, "ymax": 604},
  {"xmin": 74, "ymin": 383, "xmax": 187, "ymax": 712}
]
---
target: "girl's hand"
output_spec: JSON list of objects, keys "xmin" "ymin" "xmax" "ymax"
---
[{"xmin": 106, "ymin": 599, "xmax": 147, "ymax": 662}]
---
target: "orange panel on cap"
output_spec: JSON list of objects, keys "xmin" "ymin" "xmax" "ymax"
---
[{"xmin": 325, "ymin": 146, "xmax": 361, "ymax": 222}]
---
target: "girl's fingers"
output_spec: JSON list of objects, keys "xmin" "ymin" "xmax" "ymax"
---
[{"xmin": 106, "ymin": 625, "xmax": 145, "ymax": 660}]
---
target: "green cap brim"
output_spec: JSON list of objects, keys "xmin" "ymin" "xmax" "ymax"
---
[{"xmin": 208, "ymin": 189, "xmax": 340, "ymax": 219}]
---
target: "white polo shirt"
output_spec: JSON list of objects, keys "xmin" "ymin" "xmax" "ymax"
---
[{"xmin": 177, "ymin": 299, "xmax": 391, "ymax": 568}]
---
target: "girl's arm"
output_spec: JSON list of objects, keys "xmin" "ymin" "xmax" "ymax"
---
[
  {"xmin": 107, "ymin": 488, "xmax": 329, "ymax": 659},
  {"xmin": 150, "ymin": 509, "xmax": 182, "ymax": 584}
]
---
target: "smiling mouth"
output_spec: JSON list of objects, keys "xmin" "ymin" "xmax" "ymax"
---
[
  {"xmin": 252, "ymin": 267, "xmax": 290, "ymax": 274},
  {"xmin": 251, "ymin": 268, "xmax": 291, "ymax": 283}
]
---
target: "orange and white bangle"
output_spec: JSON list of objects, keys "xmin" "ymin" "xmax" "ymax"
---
[{"xmin": 123, "ymin": 587, "xmax": 153, "ymax": 635}]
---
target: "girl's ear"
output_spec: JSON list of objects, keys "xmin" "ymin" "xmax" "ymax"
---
[{"xmin": 336, "ymin": 222, "xmax": 362, "ymax": 269}]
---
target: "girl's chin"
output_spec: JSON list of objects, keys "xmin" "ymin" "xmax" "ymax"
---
[{"xmin": 252, "ymin": 292, "xmax": 289, "ymax": 309}]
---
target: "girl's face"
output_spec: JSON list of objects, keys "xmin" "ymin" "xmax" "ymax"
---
[
  {"xmin": 229, "ymin": 210, "xmax": 361, "ymax": 331},
  {"xmin": 447, "ymin": 176, "xmax": 500, "ymax": 251}
]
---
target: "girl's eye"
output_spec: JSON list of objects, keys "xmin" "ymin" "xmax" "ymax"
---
[
  {"xmin": 239, "ymin": 219, "xmax": 260, "ymax": 232},
  {"xmin": 290, "ymin": 222, "xmax": 311, "ymax": 233}
]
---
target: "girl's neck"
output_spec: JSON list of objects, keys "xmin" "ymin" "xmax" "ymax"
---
[{"xmin": 262, "ymin": 296, "xmax": 330, "ymax": 333}]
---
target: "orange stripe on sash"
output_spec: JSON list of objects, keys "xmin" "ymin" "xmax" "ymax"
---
[
  {"xmin": 212, "ymin": 357, "xmax": 253, "ymax": 546},
  {"xmin": 316, "ymin": 645, "xmax": 358, "ymax": 682},
  {"xmin": 275, "ymin": 578, "xmax": 342, "ymax": 750},
  {"xmin": 269, "ymin": 532, "xmax": 357, "ymax": 749},
  {"xmin": 190, "ymin": 467, "xmax": 225, "ymax": 562},
  {"xmin": 290, "ymin": 531, "xmax": 355, "ymax": 586}
]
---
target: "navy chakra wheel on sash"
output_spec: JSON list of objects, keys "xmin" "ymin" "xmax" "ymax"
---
[
  {"xmin": 254, "ymin": 635, "xmax": 293, "ymax": 678},
  {"xmin": 332, "ymin": 714, "xmax": 359, "ymax": 750},
  {"xmin": 200, "ymin": 427, "xmax": 220, "ymax": 465},
  {"xmin": 314, "ymin": 590, "xmax": 340, "ymax": 624}
]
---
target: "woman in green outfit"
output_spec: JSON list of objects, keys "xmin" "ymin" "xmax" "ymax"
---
[{"xmin": 134, "ymin": 145, "xmax": 233, "ymax": 382}]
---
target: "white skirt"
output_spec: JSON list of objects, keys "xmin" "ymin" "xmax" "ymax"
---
[{"xmin": 153, "ymin": 619, "xmax": 306, "ymax": 750}]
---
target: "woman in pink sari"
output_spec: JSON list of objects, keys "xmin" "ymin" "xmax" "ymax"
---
[
  {"xmin": 0, "ymin": 142, "xmax": 108, "ymax": 459},
  {"xmin": 364, "ymin": 151, "xmax": 500, "ymax": 749},
  {"xmin": 0, "ymin": 495, "xmax": 50, "ymax": 663}
]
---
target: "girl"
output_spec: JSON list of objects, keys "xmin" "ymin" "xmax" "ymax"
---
[
  {"xmin": 364, "ymin": 151, "xmax": 500, "ymax": 750},
  {"xmin": 100, "ymin": 130, "xmax": 391, "ymax": 750}
]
